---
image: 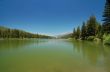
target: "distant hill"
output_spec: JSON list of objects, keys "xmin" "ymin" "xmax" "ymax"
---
[
  {"xmin": 57, "ymin": 33, "xmax": 73, "ymax": 39},
  {"xmin": 0, "ymin": 26, "xmax": 53, "ymax": 39},
  {"xmin": 0, "ymin": 26, "xmax": 8, "ymax": 30}
]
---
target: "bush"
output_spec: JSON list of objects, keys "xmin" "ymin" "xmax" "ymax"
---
[
  {"xmin": 103, "ymin": 34, "xmax": 110, "ymax": 45},
  {"xmin": 94, "ymin": 38, "xmax": 101, "ymax": 42},
  {"xmin": 87, "ymin": 36, "xmax": 95, "ymax": 41}
]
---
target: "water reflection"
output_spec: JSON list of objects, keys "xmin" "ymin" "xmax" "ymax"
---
[
  {"xmin": 0, "ymin": 39, "xmax": 48, "ymax": 50},
  {"xmin": 0, "ymin": 39, "xmax": 110, "ymax": 72},
  {"xmin": 68, "ymin": 40, "xmax": 110, "ymax": 72}
]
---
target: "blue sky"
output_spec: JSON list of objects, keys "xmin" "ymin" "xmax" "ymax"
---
[{"xmin": 0, "ymin": 0, "xmax": 105, "ymax": 36}]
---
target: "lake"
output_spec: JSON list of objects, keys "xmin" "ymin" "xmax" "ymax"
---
[{"xmin": 0, "ymin": 39, "xmax": 110, "ymax": 72}]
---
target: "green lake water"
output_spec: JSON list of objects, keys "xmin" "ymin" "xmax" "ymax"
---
[{"xmin": 0, "ymin": 39, "xmax": 110, "ymax": 72}]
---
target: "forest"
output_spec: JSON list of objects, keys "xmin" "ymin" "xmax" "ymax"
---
[
  {"xmin": 72, "ymin": 0, "xmax": 110, "ymax": 45},
  {"xmin": 0, "ymin": 26, "xmax": 53, "ymax": 39},
  {"xmin": 59, "ymin": 0, "xmax": 110, "ymax": 45}
]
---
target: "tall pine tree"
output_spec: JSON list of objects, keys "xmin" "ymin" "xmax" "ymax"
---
[
  {"xmin": 81, "ymin": 22, "xmax": 87, "ymax": 40},
  {"xmin": 103, "ymin": 0, "xmax": 110, "ymax": 34},
  {"xmin": 86, "ymin": 15, "xmax": 97, "ymax": 36},
  {"xmin": 76, "ymin": 26, "xmax": 80, "ymax": 39},
  {"xmin": 73, "ymin": 28, "xmax": 76, "ymax": 38}
]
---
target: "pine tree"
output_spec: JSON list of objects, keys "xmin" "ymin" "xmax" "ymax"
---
[
  {"xmin": 76, "ymin": 26, "xmax": 80, "ymax": 39},
  {"xmin": 81, "ymin": 22, "xmax": 87, "ymax": 40},
  {"xmin": 102, "ymin": 0, "xmax": 110, "ymax": 34},
  {"xmin": 73, "ymin": 28, "xmax": 76, "ymax": 38},
  {"xmin": 86, "ymin": 15, "xmax": 97, "ymax": 36}
]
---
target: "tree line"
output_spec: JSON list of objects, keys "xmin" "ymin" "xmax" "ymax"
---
[
  {"xmin": 0, "ymin": 26, "xmax": 53, "ymax": 39},
  {"xmin": 73, "ymin": 16, "xmax": 103, "ymax": 40},
  {"xmin": 73, "ymin": 0, "xmax": 110, "ymax": 41}
]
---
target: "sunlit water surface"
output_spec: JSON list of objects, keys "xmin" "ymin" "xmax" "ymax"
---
[{"xmin": 0, "ymin": 39, "xmax": 110, "ymax": 72}]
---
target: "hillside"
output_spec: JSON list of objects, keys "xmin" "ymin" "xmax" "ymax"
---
[{"xmin": 0, "ymin": 26, "xmax": 53, "ymax": 39}]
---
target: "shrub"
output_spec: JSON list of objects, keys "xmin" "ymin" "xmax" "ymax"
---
[
  {"xmin": 103, "ymin": 34, "xmax": 110, "ymax": 45},
  {"xmin": 87, "ymin": 36, "xmax": 95, "ymax": 41},
  {"xmin": 94, "ymin": 38, "xmax": 101, "ymax": 42}
]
